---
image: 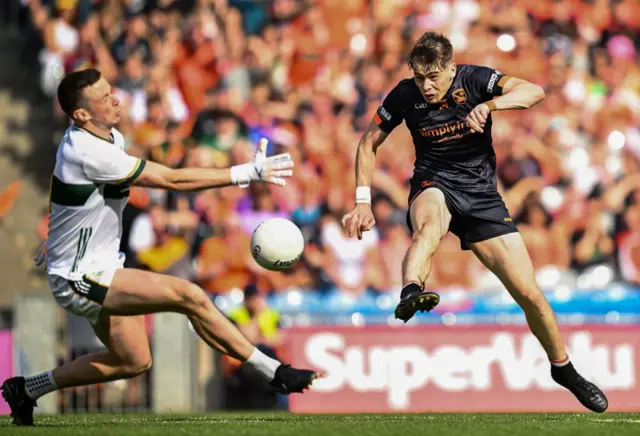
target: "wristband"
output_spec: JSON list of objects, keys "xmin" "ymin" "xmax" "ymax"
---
[
  {"xmin": 355, "ymin": 186, "xmax": 371, "ymax": 204},
  {"xmin": 486, "ymin": 100, "xmax": 497, "ymax": 112}
]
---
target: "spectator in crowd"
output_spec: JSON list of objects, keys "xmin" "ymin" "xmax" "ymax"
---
[
  {"xmin": 229, "ymin": 284, "xmax": 283, "ymax": 350},
  {"xmin": 131, "ymin": 197, "xmax": 198, "ymax": 280},
  {"xmin": 223, "ymin": 284, "xmax": 286, "ymax": 410}
]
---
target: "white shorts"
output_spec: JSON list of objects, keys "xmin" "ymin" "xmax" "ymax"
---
[{"xmin": 49, "ymin": 254, "xmax": 125, "ymax": 325}]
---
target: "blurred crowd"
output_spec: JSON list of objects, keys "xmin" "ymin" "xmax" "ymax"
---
[{"xmin": 22, "ymin": 0, "xmax": 640, "ymax": 296}]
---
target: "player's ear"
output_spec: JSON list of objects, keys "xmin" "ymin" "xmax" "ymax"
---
[
  {"xmin": 72, "ymin": 108, "xmax": 92, "ymax": 123},
  {"xmin": 451, "ymin": 62, "xmax": 456, "ymax": 74}
]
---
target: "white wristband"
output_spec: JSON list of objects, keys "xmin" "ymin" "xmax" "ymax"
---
[{"xmin": 355, "ymin": 186, "xmax": 371, "ymax": 204}]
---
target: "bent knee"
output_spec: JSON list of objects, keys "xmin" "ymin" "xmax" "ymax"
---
[
  {"xmin": 121, "ymin": 355, "xmax": 152, "ymax": 378},
  {"xmin": 172, "ymin": 279, "xmax": 211, "ymax": 313}
]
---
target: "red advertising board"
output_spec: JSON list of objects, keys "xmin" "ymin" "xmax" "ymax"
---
[
  {"xmin": 0, "ymin": 330, "xmax": 13, "ymax": 415},
  {"xmin": 286, "ymin": 325, "xmax": 640, "ymax": 413}
]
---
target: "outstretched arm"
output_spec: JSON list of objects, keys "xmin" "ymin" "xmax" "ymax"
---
[
  {"xmin": 134, "ymin": 139, "xmax": 293, "ymax": 192},
  {"xmin": 135, "ymin": 162, "xmax": 237, "ymax": 191}
]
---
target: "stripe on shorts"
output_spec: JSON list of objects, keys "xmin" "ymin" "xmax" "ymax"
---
[{"xmin": 68, "ymin": 275, "xmax": 108, "ymax": 305}]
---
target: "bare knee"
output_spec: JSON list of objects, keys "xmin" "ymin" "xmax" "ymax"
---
[
  {"xmin": 172, "ymin": 279, "xmax": 212, "ymax": 315},
  {"xmin": 120, "ymin": 355, "xmax": 152, "ymax": 379}
]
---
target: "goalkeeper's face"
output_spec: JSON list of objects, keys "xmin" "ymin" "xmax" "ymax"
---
[{"xmin": 77, "ymin": 77, "xmax": 122, "ymax": 129}]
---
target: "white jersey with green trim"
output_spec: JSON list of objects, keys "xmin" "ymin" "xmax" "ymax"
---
[{"xmin": 45, "ymin": 125, "xmax": 146, "ymax": 280}]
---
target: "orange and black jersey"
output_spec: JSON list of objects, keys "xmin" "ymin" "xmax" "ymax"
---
[{"xmin": 374, "ymin": 64, "xmax": 510, "ymax": 193}]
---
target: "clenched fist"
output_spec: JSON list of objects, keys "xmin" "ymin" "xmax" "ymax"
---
[{"xmin": 466, "ymin": 103, "xmax": 492, "ymax": 133}]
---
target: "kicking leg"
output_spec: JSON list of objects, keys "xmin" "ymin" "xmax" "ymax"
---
[
  {"xmin": 395, "ymin": 188, "xmax": 451, "ymax": 322},
  {"xmin": 469, "ymin": 232, "xmax": 608, "ymax": 413},
  {"xmin": 104, "ymin": 270, "xmax": 257, "ymax": 361},
  {"xmin": 101, "ymin": 269, "xmax": 316, "ymax": 394},
  {"xmin": 2, "ymin": 269, "xmax": 316, "ymax": 426}
]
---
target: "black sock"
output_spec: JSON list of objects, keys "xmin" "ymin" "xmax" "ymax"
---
[
  {"xmin": 401, "ymin": 282, "xmax": 423, "ymax": 298},
  {"xmin": 550, "ymin": 361, "xmax": 579, "ymax": 387}
]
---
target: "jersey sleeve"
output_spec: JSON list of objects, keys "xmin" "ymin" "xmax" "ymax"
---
[
  {"xmin": 372, "ymin": 84, "xmax": 405, "ymax": 133},
  {"xmin": 465, "ymin": 66, "xmax": 511, "ymax": 102},
  {"xmin": 82, "ymin": 145, "xmax": 147, "ymax": 185}
]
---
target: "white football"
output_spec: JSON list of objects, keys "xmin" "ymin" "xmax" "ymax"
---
[{"xmin": 251, "ymin": 218, "xmax": 305, "ymax": 271}]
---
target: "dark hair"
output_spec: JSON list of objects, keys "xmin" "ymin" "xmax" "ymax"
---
[
  {"xmin": 407, "ymin": 31, "xmax": 454, "ymax": 73},
  {"xmin": 57, "ymin": 69, "xmax": 102, "ymax": 118},
  {"xmin": 244, "ymin": 284, "xmax": 259, "ymax": 300}
]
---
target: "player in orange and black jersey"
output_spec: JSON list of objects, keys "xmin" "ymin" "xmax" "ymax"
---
[
  {"xmin": 374, "ymin": 63, "xmax": 520, "ymax": 247},
  {"xmin": 341, "ymin": 31, "xmax": 608, "ymax": 414}
]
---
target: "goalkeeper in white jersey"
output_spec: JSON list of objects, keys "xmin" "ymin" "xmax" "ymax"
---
[{"xmin": 1, "ymin": 69, "xmax": 318, "ymax": 426}]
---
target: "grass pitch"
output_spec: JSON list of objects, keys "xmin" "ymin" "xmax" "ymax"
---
[{"xmin": 1, "ymin": 412, "xmax": 639, "ymax": 435}]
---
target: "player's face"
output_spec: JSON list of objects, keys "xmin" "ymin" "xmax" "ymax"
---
[
  {"xmin": 413, "ymin": 62, "xmax": 456, "ymax": 104},
  {"xmin": 77, "ymin": 77, "xmax": 121, "ymax": 128}
]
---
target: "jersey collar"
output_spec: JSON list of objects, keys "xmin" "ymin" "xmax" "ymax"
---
[{"xmin": 73, "ymin": 126, "xmax": 114, "ymax": 144}]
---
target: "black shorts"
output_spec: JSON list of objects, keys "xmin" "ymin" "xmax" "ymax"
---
[{"xmin": 406, "ymin": 179, "xmax": 518, "ymax": 250}]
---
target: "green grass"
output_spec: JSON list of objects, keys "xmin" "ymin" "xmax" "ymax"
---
[{"xmin": 1, "ymin": 412, "xmax": 640, "ymax": 435}]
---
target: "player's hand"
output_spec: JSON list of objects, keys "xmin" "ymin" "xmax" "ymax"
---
[
  {"xmin": 466, "ymin": 103, "xmax": 492, "ymax": 134},
  {"xmin": 232, "ymin": 138, "xmax": 294, "ymax": 187},
  {"xmin": 252, "ymin": 138, "xmax": 294, "ymax": 186},
  {"xmin": 341, "ymin": 204, "xmax": 376, "ymax": 240}
]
